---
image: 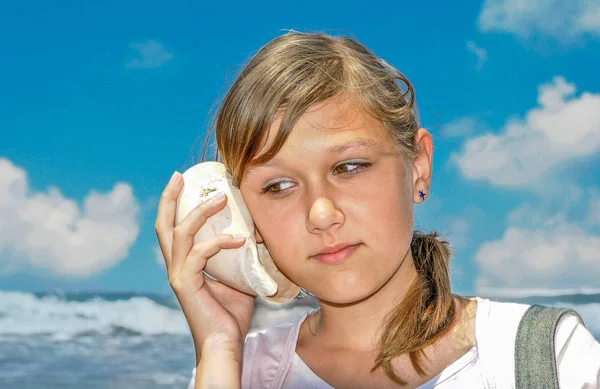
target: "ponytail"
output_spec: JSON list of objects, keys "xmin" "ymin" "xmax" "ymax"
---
[{"xmin": 370, "ymin": 230, "xmax": 456, "ymax": 385}]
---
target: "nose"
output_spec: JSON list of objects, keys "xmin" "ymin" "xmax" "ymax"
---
[{"xmin": 307, "ymin": 196, "xmax": 344, "ymax": 233}]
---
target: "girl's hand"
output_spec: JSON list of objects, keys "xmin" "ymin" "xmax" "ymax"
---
[{"xmin": 155, "ymin": 172, "xmax": 256, "ymax": 359}]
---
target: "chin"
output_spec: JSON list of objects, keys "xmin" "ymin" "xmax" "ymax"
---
[{"xmin": 315, "ymin": 282, "xmax": 379, "ymax": 305}]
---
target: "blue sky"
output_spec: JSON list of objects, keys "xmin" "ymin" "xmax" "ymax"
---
[{"xmin": 1, "ymin": 0, "xmax": 599, "ymax": 296}]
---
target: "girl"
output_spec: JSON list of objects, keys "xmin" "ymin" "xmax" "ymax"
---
[{"xmin": 155, "ymin": 32, "xmax": 600, "ymax": 388}]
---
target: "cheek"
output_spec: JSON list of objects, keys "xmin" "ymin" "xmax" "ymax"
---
[
  {"xmin": 240, "ymin": 190, "xmax": 306, "ymax": 281},
  {"xmin": 364, "ymin": 165, "xmax": 413, "ymax": 220},
  {"xmin": 361, "ymin": 170, "xmax": 414, "ymax": 251},
  {"xmin": 253, "ymin": 206, "xmax": 305, "ymax": 265}
]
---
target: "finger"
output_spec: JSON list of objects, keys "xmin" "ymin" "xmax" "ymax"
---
[
  {"xmin": 178, "ymin": 234, "xmax": 246, "ymax": 281},
  {"xmin": 171, "ymin": 194, "xmax": 229, "ymax": 274},
  {"xmin": 155, "ymin": 172, "xmax": 184, "ymax": 267}
]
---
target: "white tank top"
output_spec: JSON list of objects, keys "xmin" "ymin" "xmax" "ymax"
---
[{"xmin": 187, "ymin": 297, "xmax": 600, "ymax": 388}]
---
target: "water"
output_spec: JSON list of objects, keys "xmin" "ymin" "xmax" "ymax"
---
[{"xmin": 0, "ymin": 290, "xmax": 597, "ymax": 389}]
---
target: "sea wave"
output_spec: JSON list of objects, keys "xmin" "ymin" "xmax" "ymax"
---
[
  {"xmin": 0, "ymin": 290, "xmax": 597, "ymax": 340},
  {"xmin": 0, "ymin": 290, "xmax": 316, "ymax": 339},
  {"xmin": 478, "ymin": 287, "xmax": 600, "ymax": 299},
  {"xmin": 0, "ymin": 290, "xmax": 189, "ymax": 338}
]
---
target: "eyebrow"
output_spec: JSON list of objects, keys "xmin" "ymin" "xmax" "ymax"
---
[
  {"xmin": 326, "ymin": 138, "xmax": 381, "ymax": 154},
  {"xmin": 245, "ymin": 138, "xmax": 382, "ymax": 176}
]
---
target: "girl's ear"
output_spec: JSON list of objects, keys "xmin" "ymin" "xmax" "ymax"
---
[{"xmin": 412, "ymin": 128, "xmax": 433, "ymax": 204}]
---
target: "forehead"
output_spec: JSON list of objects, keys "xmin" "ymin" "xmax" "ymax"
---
[{"xmin": 258, "ymin": 94, "xmax": 391, "ymax": 157}]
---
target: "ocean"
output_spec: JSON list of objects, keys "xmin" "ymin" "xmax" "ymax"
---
[{"xmin": 0, "ymin": 290, "xmax": 598, "ymax": 389}]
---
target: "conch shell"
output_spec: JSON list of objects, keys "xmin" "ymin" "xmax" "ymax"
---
[{"xmin": 175, "ymin": 162, "xmax": 300, "ymax": 304}]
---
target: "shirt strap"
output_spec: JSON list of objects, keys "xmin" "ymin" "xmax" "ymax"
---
[{"xmin": 514, "ymin": 305, "xmax": 584, "ymax": 389}]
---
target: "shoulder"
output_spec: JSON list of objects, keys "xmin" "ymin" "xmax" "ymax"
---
[
  {"xmin": 554, "ymin": 312, "xmax": 600, "ymax": 388},
  {"xmin": 242, "ymin": 311, "xmax": 310, "ymax": 389},
  {"xmin": 243, "ymin": 318, "xmax": 300, "ymax": 363},
  {"xmin": 473, "ymin": 297, "xmax": 534, "ymax": 388},
  {"xmin": 477, "ymin": 296, "xmax": 531, "ymax": 323},
  {"xmin": 474, "ymin": 296, "xmax": 531, "ymax": 346},
  {"xmin": 474, "ymin": 297, "xmax": 599, "ymax": 388},
  {"xmin": 187, "ymin": 313, "xmax": 309, "ymax": 389},
  {"xmin": 242, "ymin": 312, "xmax": 308, "ymax": 388}
]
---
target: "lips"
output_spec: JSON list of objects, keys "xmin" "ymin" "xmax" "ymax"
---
[
  {"xmin": 314, "ymin": 243, "xmax": 356, "ymax": 256},
  {"xmin": 312, "ymin": 243, "xmax": 360, "ymax": 265}
]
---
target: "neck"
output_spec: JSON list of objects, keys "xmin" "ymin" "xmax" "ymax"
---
[{"xmin": 308, "ymin": 249, "xmax": 419, "ymax": 352}]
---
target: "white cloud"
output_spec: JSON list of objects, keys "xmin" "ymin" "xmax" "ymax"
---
[
  {"xmin": 475, "ymin": 220, "xmax": 600, "ymax": 291},
  {"xmin": 589, "ymin": 190, "xmax": 600, "ymax": 227},
  {"xmin": 126, "ymin": 40, "xmax": 173, "ymax": 69},
  {"xmin": 466, "ymin": 41, "xmax": 487, "ymax": 70},
  {"xmin": 478, "ymin": 0, "xmax": 600, "ymax": 41},
  {"xmin": 506, "ymin": 203, "xmax": 568, "ymax": 230},
  {"xmin": 0, "ymin": 158, "xmax": 141, "ymax": 278},
  {"xmin": 475, "ymin": 185, "xmax": 600, "ymax": 294},
  {"xmin": 451, "ymin": 77, "xmax": 600, "ymax": 189},
  {"xmin": 442, "ymin": 116, "xmax": 480, "ymax": 138},
  {"xmin": 445, "ymin": 218, "xmax": 471, "ymax": 251}
]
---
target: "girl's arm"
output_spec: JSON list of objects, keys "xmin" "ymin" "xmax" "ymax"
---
[{"xmin": 192, "ymin": 338, "xmax": 243, "ymax": 389}]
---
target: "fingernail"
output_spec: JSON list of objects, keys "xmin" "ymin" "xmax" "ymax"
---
[
  {"xmin": 170, "ymin": 171, "xmax": 181, "ymax": 185},
  {"xmin": 232, "ymin": 234, "xmax": 247, "ymax": 240}
]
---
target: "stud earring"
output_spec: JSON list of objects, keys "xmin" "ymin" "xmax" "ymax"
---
[{"xmin": 419, "ymin": 190, "xmax": 426, "ymax": 201}]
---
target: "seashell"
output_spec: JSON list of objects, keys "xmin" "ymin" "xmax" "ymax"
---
[{"xmin": 175, "ymin": 161, "xmax": 300, "ymax": 304}]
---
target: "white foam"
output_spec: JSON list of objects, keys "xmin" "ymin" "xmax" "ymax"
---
[
  {"xmin": 0, "ymin": 291, "xmax": 189, "ymax": 338},
  {"xmin": 479, "ymin": 287, "xmax": 600, "ymax": 298},
  {"xmin": 149, "ymin": 372, "xmax": 191, "ymax": 385},
  {"xmin": 1, "ymin": 291, "xmax": 597, "ymax": 341},
  {"xmin": 0, "ymin": 291, "xmax": 314, "ymax": 338}
]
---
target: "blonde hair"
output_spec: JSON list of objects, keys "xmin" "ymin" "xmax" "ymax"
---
[{"xmin": 202, "ymin": 31, "xmax": 456, "ymax": 385}]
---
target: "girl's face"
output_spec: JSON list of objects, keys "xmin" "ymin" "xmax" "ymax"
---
[{"xmin": 239, "ymin": 94, "xmax": 424, "ymax": 304}]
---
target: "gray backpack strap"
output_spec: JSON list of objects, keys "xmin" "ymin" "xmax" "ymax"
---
[{"xmin": 514, "ymin": 305, "xmax": 584, "ymax": 389}]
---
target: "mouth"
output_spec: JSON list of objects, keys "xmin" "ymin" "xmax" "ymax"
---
[{"xmin": 312, "ymin": 244, "xmax": 360, "ymax": 265}]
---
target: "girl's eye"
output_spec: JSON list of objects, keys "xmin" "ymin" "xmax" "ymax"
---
[
  {"xmin": 261, "ymin": 180, "xmax": 295, "ymax": 195},
  {"xmin": 332, "ymin": 161, "xmax": 370, "ymax": 175},
  {"xmin": 260, "ymin": 161, "xmax": 371, "ymax": 196}
]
